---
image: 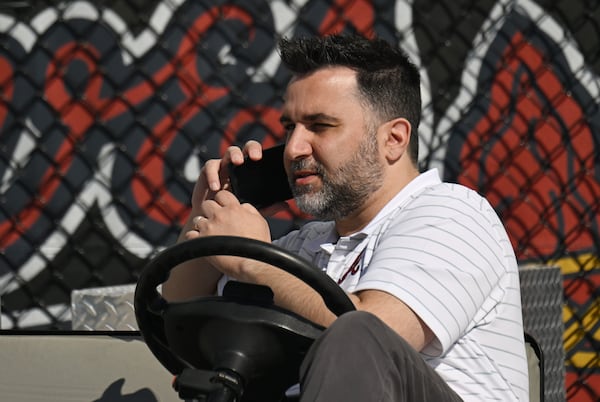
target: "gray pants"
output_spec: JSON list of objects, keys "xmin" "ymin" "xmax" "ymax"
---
[{"xmin": 299, "ymin": 311, "xmax": 464, "ymax": 402}]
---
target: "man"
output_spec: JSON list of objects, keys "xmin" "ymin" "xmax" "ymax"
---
[{"xmin": 163, "ymin": 34, "xmax": 529, "ymax": 401}]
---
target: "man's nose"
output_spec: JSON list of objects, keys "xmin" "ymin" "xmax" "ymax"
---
[{"xmin": 285, "ymin": 126, "xmax": 313, "ymax": 160}]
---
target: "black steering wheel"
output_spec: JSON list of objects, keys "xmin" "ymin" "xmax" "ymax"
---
[{"xmin": 134, "ymin": 235, "xmax": 355, "ymax": 402}]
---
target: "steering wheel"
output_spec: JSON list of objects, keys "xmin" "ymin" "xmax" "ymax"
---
[{"xmin": 134, "ymin": 235, "xmax": 355, "ymax": 402}]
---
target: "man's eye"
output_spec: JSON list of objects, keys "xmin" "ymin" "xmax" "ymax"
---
[
  {"xmin": 310, "ymin": 123, "xmax": 331, "ymax": 132},
  {"xmin": 283, "ymin": 123, "xmax": 295, "ymax": 135}
]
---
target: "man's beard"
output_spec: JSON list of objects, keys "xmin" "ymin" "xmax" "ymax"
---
[{"xmin": 289, "ymin": 134, "xmax": 384, "ymax": 221}]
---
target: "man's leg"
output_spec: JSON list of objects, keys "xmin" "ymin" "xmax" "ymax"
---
[{"xmin": 299, "ymin": 310, "xmax": 463, "ymax": 402}]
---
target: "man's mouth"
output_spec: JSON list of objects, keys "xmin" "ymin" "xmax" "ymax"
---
[{"xmin": 293, "ymin": 169, "xmax": 319, "ymax": 186}]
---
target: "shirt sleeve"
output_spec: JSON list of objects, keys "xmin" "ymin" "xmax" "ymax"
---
[{"xmin": 353, "ymin": 184, "xmax": 514, "ymax": 356}]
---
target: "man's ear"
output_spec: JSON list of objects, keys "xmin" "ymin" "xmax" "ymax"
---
[{"xmin": 383, "ymin": 118, "xmax": 411, "ymax": 162}]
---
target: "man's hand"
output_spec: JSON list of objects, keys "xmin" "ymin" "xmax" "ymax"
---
[
  {"xmin": 163, "ymin": 140, "xmax": 269, "ymax": 301},
  {"xmin": 194, "ymin": 140, "xmax": 264, "ymax": 207},
  {"xmin": 185, "ymin": 190, "xmax": 272, "ymax": 280}
]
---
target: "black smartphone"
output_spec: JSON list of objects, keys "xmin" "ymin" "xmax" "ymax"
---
[{"xmin": 228, "ymin": 143, "xmax": 293, "ymax": 209}]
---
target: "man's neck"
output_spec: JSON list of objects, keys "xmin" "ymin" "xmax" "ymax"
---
[{"xmin": 334, "ymin": 167, "xmax": 420, "ymax": 237}]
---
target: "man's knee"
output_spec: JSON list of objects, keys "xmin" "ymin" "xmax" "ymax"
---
[
  {"xmin": 315, "ymin": 310, "xmax": 398, "ymax": 351},
  {"xmin": 301, "ymin": 311, "xmax": 462, "ymax": 402},
  {"xmin": 325, "ymin": 310, "xmax": 382, "ymax": 337},
  {"xmin": 301, "ymin": 311, "xmax": 391, "ymax": 380},
  {"xmin": 318, "ymin": 310, "xmax": 419, "ymax": 361}
]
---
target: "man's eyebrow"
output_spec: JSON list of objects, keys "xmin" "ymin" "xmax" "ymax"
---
[{"xmin": 279, "ymin": 113, "xmax": 339, "ymax": 124}]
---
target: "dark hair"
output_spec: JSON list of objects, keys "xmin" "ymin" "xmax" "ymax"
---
[{"xmin": 278, "ymin": 34, "xmax": 421, "ymax": 165}]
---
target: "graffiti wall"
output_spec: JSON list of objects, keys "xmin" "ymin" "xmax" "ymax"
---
[{"xmin": 0, "ymin": 0, "xmax": 598, "ymax": 400}]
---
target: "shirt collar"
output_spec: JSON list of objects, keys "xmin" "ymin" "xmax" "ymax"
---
[{"xmin": 354, "ymin": 168, "xmax": 442, "ymax": 236}]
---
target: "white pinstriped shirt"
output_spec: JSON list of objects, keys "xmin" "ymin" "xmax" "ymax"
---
[{"xmin": 274, "ymin": 169, "xmax": 530, "ymax": 402}]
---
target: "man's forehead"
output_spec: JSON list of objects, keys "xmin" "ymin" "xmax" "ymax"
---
[
  {"xmin": 280, "ymin": 92, "xmax": 345, "ymax": 122},
  {"xmin": 287, "ymin": 66, "xmax": 357, "ymax": 87},
  {"xmin": 280, "ymin": 67, "xmax": 362, "ymax": 124},
  {"xmin": 282, "ymin": 68, "xmax": 358, "ymax": 106}
]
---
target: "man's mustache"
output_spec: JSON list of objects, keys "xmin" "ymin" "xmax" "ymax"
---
[{"xmin": 289, "ymin": 159, "xmax": 325, "ymax": 176}]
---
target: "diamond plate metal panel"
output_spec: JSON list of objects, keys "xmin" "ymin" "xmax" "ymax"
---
[{"xmin": 71, "ymin": 284, "xmax": 138, "ymax": 331}]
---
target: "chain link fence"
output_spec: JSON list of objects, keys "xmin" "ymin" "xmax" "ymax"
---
[{"xmin": 0, "ymin": 0, "xmax": 598, "ymax": 400}]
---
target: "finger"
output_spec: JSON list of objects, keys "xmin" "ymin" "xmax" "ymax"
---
[
  {"xmin": 242, "ymin": 140, "xmax": 263, "ymax": 161},
  {"xmin": 200, "ymin": 199, "xmax": 219, "ymax": 219},
  {"xmin": 226, "ymin": 145, "xmax": 246, "ymax": 165},
  {"xmin": 217, "ymin": 146, "xmax": 249, "ymax": 192},
  {"xmin": 203, "ymin": 145, "xmax": 247, "ymax": 192},
  {"xmin": 213, "ymin": 189, "xmax": 241, "ymax": 206},
  {"xmin": 192, "ymin": 215, "xmax": 208, "ymax": 230},
  {"xmin": 203, "ymin": 159, "xmax": 224, "ymax": 192},
  {"xmin": 184, "ymin": 229, "xmax": 202, "ymax": 240},
  {"xmin": 200, "ymin": 197, "xmax": 234, "ymax": 219}
]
